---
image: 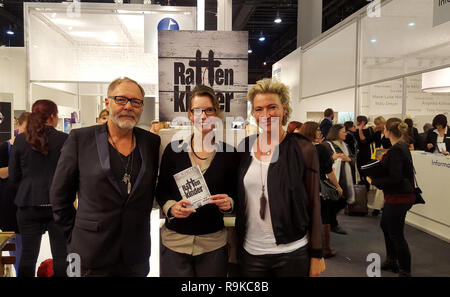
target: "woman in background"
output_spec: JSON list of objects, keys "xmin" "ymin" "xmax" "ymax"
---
[
  {"xmin": 96, "ymin": 109, "xmax": 109, "ymax": 125},
  {"xmin": 299, "ymin": 121, "xmax": 342, "ymax": 258},
  {"xmin": 287, "ymin": 121, "xmax": 302, "ymax": 134},
  {"xmin": 0, "ymin": 112, "xmax": 30, "ymax": 275},
  {"xmin": 373, "ymin": 116, "xmax": 392, "ymax": 149},
  {"xmin": 367, "ymin": 118, "xmax": 415, "ymax": 277},
  {"xmin": 8, "ymin": 100, "xmax": 68, "ymax": 277},
  {"xmin": 426, "ymin": 114, "xmax": 450, "ymax": 155},
  {"xmin": 404, "ymin": 118, "xmax": 419, "ymax": 150}
]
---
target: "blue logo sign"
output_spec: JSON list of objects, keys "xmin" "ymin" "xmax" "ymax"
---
[{"xmin": 158, "ymin": 18, "xmax": 180, "ymax": 31}]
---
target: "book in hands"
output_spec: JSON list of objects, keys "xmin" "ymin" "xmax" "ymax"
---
[
  {"xmin": 360, "ymin": 160, "xmax": 385, "ymax": 178},
  {"xmin": 173, "ymin": 165, "xmax": 211, "ymax": 210}
]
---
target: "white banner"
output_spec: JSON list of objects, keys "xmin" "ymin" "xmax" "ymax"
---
[{"xmin": 158, "ymin": 30, "xmax": 248, "ymax": 122}]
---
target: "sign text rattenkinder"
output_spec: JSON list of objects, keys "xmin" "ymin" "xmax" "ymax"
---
[{"xmin": 158, "ymin": 31, "xmax": 248, "ymax": 122}]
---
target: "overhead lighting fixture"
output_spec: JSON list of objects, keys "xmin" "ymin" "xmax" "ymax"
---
[
  {"xmin": 6, "ymin": 30, "xmax": 14, "ymax": 36},
  {"xmin": 274, "ymin": 11, "xmax": 282, "ymax": 24},
  {"xmin": 422, "ymin": 67, "xmax": 450, "ymax": 93},
  {"xmin": 263, "ymin": 61, "xmax": 267, "ymax": 66},
  {"xmin": 248, "ymin": 49, "xmax": 252, "ymax": 54},
  {"xmin": 408, "ymin": 22, "xmax": 415, "ymax": 27},
  {"xmin": 370, "ymin": 39, "xmax": 377, "ymax": 43},
  {"xmin": 259, "ymin": 31, "xmax": 265, "ymax": 42}
]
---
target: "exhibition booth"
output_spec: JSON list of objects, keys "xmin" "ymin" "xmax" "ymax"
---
[{"xmin": 272, "ymin": 0, "xmax": 450, "ymax": 241}]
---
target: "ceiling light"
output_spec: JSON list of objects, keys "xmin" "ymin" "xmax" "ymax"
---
[
  {"xmin": 370, "ymin": 39, "xmax": 377, "ymax": 43},
  {"xmin": 422, "ymin": 67, "xmax": 450, "ymax": 93},
  {"xmin": 6, "ymin": 30, "xmax": 14, "ymax": 36},
  {"xmin": 263, "ymin": 61, "xmax": 267, "ymax": 66},
  {"xmin": 259, "ymin": 31, "xmax": 265, "ymax": 42},
  {"xmin": 248, "ymin": 49, "xmax": 252, "ymax": 54},
  {"xmin": 408, "ymin": 22, "xmax": 415, "ymax": 27},
  {"xmin": 274, "ymin": 11, "xmax": 282, "ymax": 23}
]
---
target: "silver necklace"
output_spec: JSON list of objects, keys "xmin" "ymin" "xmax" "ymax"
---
[{"xmin": 109, "ymin": 130, "xmax": 135, "ymax": 195}]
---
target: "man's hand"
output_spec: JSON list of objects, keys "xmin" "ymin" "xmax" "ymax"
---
[{"xmin": 309, "ymin": 257, "xmax": 326, "ymax": 277}]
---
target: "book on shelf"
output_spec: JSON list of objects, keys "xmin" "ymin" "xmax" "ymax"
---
[{"xmin": 173, "ymin": 165, "xmax": 211, "ymax": 210}]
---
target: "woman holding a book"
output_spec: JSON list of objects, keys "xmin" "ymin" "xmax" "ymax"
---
[
  {"xmin": 366, "ymin": 118, "xmax": 415, "ymax": 277},
  {"xmin": 235, "ymin": 78, "xmax": 325, "ymax": 277},
  {"xmin": 155, "ymin": 85, "xmax": 239, "ymax": 277}
]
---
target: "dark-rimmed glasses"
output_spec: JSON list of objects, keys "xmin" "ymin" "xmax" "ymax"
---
[
  {"xmin": 190, "ymin": 107, "xmax": 216, "ymax": 116},
  {"xmin": 108, "ymin": 96, "xmax": 144, "ymax": 108}
]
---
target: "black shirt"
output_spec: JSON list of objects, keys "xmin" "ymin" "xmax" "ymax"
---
[
  {"xmin": 355, "ymin": 127, "xmax": 375, "ymax": 163},
  {"xmin": 108, "ymin": 142, "xmax": 141, "ymax": 197},
  {"xmin": 315, "ymin": 143, "xmax": 333, "ymax": 180}
]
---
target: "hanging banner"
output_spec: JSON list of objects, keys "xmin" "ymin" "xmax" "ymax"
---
[
  {"xmin": 158, "ymin": 30, "xmax": 248, "ymax": 122},
  {"xmin": 433, "ymin": 0, "xmax": 450, "ymax": 27}
]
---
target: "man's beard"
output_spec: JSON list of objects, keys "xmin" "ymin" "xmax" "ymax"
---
[{"xmin": 110, "ymin": 110, "xmax": 140, "ymax": 129}]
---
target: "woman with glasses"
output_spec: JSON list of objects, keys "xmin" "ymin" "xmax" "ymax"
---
[
  {"xmin": 235, "ymin": 79, "xmax": 325, "ymax": 277},
  {"xmin": 156, "ymin": 85, "xmax": 239, "ymax": 277}
]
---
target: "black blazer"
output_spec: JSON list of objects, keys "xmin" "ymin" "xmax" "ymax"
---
[
  {"xmin": 8, "ymin": 126, "xmax": 68, "ymax": 207},
  {"xmin": 319, "ymin": 118, "xmax": 332, "ymax": 139},
  {"xmin": 425, "ymin": 128, "xmax": 450, "ymax": 153},
  {"xmin": 50, "ymin": 124, "xmax": 160, "ymax": 269},
  {"xmin": 156, "ymin": 140, "xmax": 239, "ymax": 235},
  {"xmin": 235, "ymin": 133, "xmax": 323, "ymax": 259}
]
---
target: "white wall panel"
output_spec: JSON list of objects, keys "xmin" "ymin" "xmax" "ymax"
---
[
  {"xmin": 0, "ymin": 47, "xmax": 27, "ymax": 110},
  {"xmin": 302, "ymin": 22, "xmax": 357, "ymax": 98}
]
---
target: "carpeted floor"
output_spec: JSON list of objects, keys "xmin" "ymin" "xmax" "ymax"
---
[{"xmin": 320, "ymin": 211, "xmax": 450, "ymax": 277}]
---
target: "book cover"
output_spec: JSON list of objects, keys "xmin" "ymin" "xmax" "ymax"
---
[
  {"xmin": 361, "ymin": 160, "xmax": 385, "ymax": 178},
  {"xmin": 173, "ymin": 165, "xmax": 211, "ymax": 210}
]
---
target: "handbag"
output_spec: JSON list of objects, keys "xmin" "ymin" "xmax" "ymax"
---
[
  {"xmin": 410, "ymin": 158, "xmax": 425, "ymax": 205},
  {"xmin": 319, "ymin": 178, "xmax": 339, "ymax": 201}
]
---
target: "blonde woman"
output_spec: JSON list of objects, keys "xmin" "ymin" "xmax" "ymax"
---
[{"xmin": 236, "ymin": 78, "xmax": 325, "ymax": 277}]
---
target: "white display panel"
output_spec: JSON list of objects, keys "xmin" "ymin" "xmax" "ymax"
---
[
  {"xmin": 360, "ymin": 0, "xmax": 450, "ymax": 84},
  {"xmin": 293, "ymin": 88, "xmax": 355, "ymax": 123},
  {"xmin": 0, "ymin": 47, "xmax": 27, "ymax": 110},
  {"xmin": 272, "ymin": 47, "xmax": 301, "ymax": 104},
  {"xmin": 302, "ymin": 22, "xmax": 357, "ymax": 98},
  {"xmin": 405, "ymin": 74, "xmax": 450, "ymax": 132},
  {"xmin": 359, "ymin": 78, "xmax": 403, "ymax": 122}
]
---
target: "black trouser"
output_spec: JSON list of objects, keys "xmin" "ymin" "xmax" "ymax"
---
[
  {"xmin": 380, "ymin": 203, "xmax": 412, "ymax": 272},
  {"xmin": 330, "ymin": 197, "xmax": 347, "ymax": 228},
  {"xmin": 16, "ymin": 206, "xmax": 68, "ymax": 277},
  {"xmin": 239, "ymin": 245, "xmax": 310, "ymax": 277},
  {"xmin": 160, "ymin": 244, "xmax": 228, "ymax": 277},
  {"xmin": 81, "ymin": 261, "xmax": 149, "ymax": 277},
  {"xmin": 357, "ymin": 156, "xmax": 371, "ymax": 190}
]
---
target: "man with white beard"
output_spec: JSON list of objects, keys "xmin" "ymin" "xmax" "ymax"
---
[{"xmin": 50, "ymin": 77, "xmax": 160, "ymax": 276}]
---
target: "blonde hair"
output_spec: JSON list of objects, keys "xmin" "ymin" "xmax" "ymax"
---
[
  {"xmin": 386, "ymin": 117, "xmax": 408, "ymax": 139},
  {"xmin": 247, "ymin": 78, "xmax": 292, "ymax": 126},
  {"xmin": 374, "ymin": 116, "xmax": 386, "ymax": 125},
  {"xmin": 107, "ymin": 77, "xmax": 145, "ymax": 97}
]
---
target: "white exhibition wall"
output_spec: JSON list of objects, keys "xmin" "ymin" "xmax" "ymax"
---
[
  {"xmin": 0, "ymin": 47, "xmax": 27, "ymax": 110},
  {"xmin": 273, "ymin": 0, "xmax": 450, "ymax": 130}
]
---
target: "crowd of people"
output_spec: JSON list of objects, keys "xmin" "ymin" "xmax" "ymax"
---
[
  {"xmin": 0, "ymin": 76, "xmax": 448, "ymax": 278},
  {"xmin": 286, "ymin": 108, "xmax": 449, "ymax": 277}
]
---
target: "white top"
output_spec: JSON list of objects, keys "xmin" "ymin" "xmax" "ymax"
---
[
  {"xmin": 434, "ymin": 128, "xmax": 447, "ymax": 153},
  {"xmin": 243, "ymin": 151, "xmax": 308, "ymax": 256}
]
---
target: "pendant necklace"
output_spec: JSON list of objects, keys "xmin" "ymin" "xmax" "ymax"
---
[
  {"xmin": 109, "ymin": 130, "xmax": 135, "ymax": 195},
  {"xmin": 259, "ymin": 160, "xmax": 268, "ymax": 220}
]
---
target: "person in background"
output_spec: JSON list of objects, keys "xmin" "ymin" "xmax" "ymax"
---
[
  {"xmin": 150, "ymin": 120, "xmax": 160, "ymax": 135},
  {"xmin": 325, "ymin": 124, "xmax": 356, "ymax": 235},
  {"xmin": 96, "ymin": 109, "xmax": 109, "ymax": 125},
  {"xmin": 299, "ymin": 122, "xmax": 342, "ymax": 258},
  {"xmin": 156, "ymin": 85, "xmax": 238, "ymax": 277},
  {"xmin": 319, "ymin": 108, "xmax": 334, "ymax": 139},
  {"xmin": 366, "ymin": 118, "xmax": 415, "ymax": 277},
  {"xmin": 0, "ymin": 112, "xmax": 30, "ymax": 276},
  {"xmin": 343, "ymin": 121, "xmax": 358, "ymax": 184},
  {"xmin": 417, "ymin": 123, "xmax": 433, "ymax": 151},
  {"xmin": 373, "ymin": 116, "xmax": 392, "ymax": 149},
  {"xmin": 354, "ymin": 115, "xmax": 375, "ymax": 190},
  {"xmin": 425, "ymin": 114, "xmax": 450, "ymax": 155},
  {"xmin": 287, "ymin": 121, "xmax": 302, "ymax": 134},
  {"xmin": 8, "ymin": 100, "xmax": 68, "ymax": 277},
  {"xmin": 236, "ymin": 78, "xmax": 325, "ymax": 277},
  {"xmin": 404, "ymin": 118, "xmax": 419, "ymax": 150}
]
